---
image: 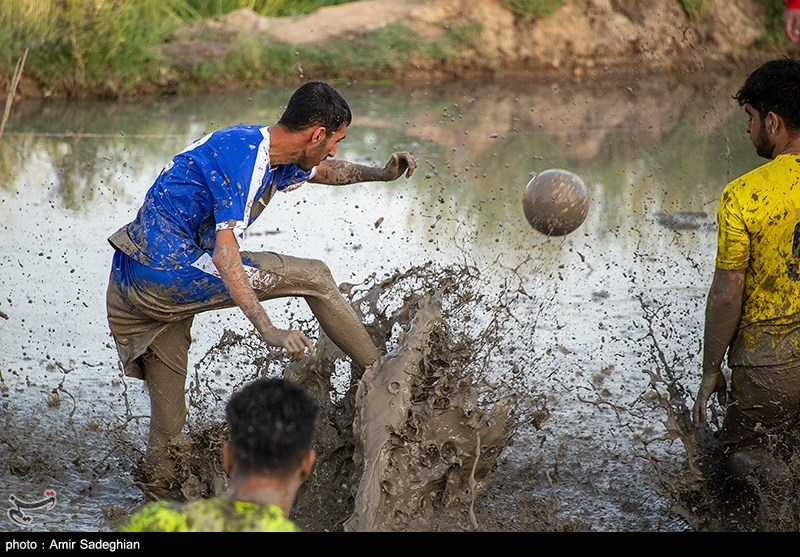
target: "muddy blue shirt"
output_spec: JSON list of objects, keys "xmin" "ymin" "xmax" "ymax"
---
[{"xmin": 108, "ymin": 125, "xmax": 313, "ymax": 273}]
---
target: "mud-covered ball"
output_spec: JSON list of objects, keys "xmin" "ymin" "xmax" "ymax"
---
[{"xmin": 522, "ymin": 169, "xmax": 589, "ymax": 236}]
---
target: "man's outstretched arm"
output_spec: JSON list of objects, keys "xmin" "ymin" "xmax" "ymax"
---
[
  {"xmin": 692, "ymin": 267, "xmax": 745, "ymax": 427},
  {"xmin": 212, "ymin": 229, "xmax": 314, "ymax": 361},
  {"xmin": 310, "ymin": 152, "xmax": 417, "ymax": 185}
]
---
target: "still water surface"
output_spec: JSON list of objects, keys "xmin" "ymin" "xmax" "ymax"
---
[{"xmin": 0, "ymin": 70, "xmax": 763, "ymax": 531}]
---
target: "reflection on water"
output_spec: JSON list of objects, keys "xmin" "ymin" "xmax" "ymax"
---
[
  {"xmin": 0, "ymin": 69, "xmax": 764, "ymax": 532},
  {"xmin": 1, "ymin": 72, "xmax": 759, "ymax": 224}
]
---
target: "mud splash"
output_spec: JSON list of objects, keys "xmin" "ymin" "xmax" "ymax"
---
[
  {"xmin": 640, "ymin": 341, "xmax": 800, "ymax": 532},
  {"xmin": 5, "ymin": 233, "xmax": 799, "ymax": 532},
  {"xmin": 585, "ymin": 245, "xmax": 800, "ymax": 533},
  {"xmin": 141, "ymin": 259, "xmax": 554, "ymax": 532},
  {"xmin": 7, "ymin": 250, "xmax": 798, "ymax": 531},
  {"xmin": 343, "ymin": 277, "xmax": 512, "ymax": 531}
]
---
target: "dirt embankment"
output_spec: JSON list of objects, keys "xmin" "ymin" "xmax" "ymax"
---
[
  {"xmin": 8, "ymin": 0, "xmax": 784, "ymax": 101},
  {"xmin": 162, "ymin": 0, "xmax": 773, "ymax": 82}
]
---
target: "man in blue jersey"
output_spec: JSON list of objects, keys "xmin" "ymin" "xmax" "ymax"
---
[{"xmin": 106, "ymin": 81, "xmax": 416, "ymax": 492}]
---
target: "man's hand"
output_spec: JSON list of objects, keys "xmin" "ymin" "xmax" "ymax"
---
[
  {"xmin": 692, "ymin": 370, "xmax": 728, "ymax": 427},
  {"xmin": 213, "ymin": 229, "xmax": 315, "ymax": 362},
  {"xmin": 784, "ymin": 9, "xmax": 800, "ymax": 43},
  {"xmin": 261, "ymin": 326, "xmax": 316, "ymax": 362},
  {"xmin": 381, "ymin": 152, "xmax": 417, "ymax": 181}
]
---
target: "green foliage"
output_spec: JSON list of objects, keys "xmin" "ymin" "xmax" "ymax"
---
[
  {"xmin": 752, "ymin": 0, "xmax": 789, "ymax": 46},
  {"xmin": 183, "ymin": 22, "xmax": 470, "ymax": 89},
  {"xmin": 184, "ymin": 0, "xmax": 355, "ymax": 18},
  {"xmin": 444, "ymin": 22, "xmax": 483, "ymax": 44},
  {"xmin": 1, "ymin": 0, "xmax": 197, "ymax": 95},
  {"xmin": 0, "ymin": 0, "xmax": 363, "ymax": 96},
  {"xmin": 500, "ymin": 0, "xmax": 565, "ymax": 20},
  {"xmin": 675, "ymin": 0, "xmax": 714, "ymax": 20}
]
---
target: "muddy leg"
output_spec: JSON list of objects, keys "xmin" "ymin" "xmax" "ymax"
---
[
  {"xmin": 726, "ymin": 448, "xmax": 798, "ymax": 531},
  {"xmin": 142, "ymin": 317, "xmax": 193, "ymax": 485},
  {"xmin": 721, "ymin": 363, "xmax": 800, "ymax": 530},
  {"xmin": 244, "ymin": 252, "xmax": 381, "ymax": 369},
  {"xmin": 304, "ymin": 288, "xmax": 380, "ymax": 370}
]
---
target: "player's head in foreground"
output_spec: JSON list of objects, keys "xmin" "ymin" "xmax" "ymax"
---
[{"xmin": 224, "ymin": 377, "xmax": 319, "ymax": 513}]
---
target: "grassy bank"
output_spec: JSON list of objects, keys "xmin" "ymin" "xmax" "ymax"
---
[
  {"xmin": 0, "ymin": 0, "xmax": 364, "ymax": 98},
  {"xmin": 171, "ymin": 21, "xmax": 479, "ymax": 95},
  {"xmin": 0, "ymin": 0, "xmax": 791, "ymax": 100}
]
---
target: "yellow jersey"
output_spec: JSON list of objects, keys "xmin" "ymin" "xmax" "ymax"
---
[
  {"xmin": 118, "ymin": 497, "xmax": 299, "ymax": 532},
  {"xmin": 715, "ymin": 153, "xmax": 800, "ymax": 366}
]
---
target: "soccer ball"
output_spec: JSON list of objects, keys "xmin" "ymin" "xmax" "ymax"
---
[{"xmin": 522, "ymin": 169, "xmax": 588, "ymax": 236}]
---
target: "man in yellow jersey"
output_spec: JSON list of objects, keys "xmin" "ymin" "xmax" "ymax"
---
[
  {"xmin": 119, "ymin": 377, "xmax": 318, "ymax": 532},
  {"xmin": 693, "ymin": 58, "xmax": 800, "ymax": 530}
]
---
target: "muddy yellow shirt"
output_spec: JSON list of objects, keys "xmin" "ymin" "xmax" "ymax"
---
[
  {"xmin": 716, "ymin": 154, "xmax": 800, "ymax": 366},
  {"xmin": 118, "ymin": 498, "xmax": 299, "ymax": 532}
]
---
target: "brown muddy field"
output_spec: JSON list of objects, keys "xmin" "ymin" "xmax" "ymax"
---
[
  {"xmin": 1, "ymin": 251, "xmax": 777, "ymax": 533},
  {"xmin": 2, "ymin": 63, "xmax": 800, "ymax": 533}
]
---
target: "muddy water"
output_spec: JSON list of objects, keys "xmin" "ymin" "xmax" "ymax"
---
[{"xmin": 0, "ymin": 69, "xmax": 768, "ymax": 532}]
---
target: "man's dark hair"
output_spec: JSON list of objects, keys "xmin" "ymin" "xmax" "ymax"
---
[
  {"xmin": 278, "ymin": 81, "xmax": 352, "ymax": 134},
  {"xmin": 226, "ymin": 377, "xmax": 318, "ymax": 476},
  {"xmin": 734, "ymin": 58, "xmax": 800, "ymax": 131}
]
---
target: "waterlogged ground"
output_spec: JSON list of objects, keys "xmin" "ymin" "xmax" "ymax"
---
[{"xmin": 0, "ymin": 69, "xmax": 774, "ymax": 532}]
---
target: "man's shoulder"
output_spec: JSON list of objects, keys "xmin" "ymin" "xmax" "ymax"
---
[
  {"xmin": 180, "ymin": 497, "xmax": 300, "ymax": 532},
  {"xmin": 212, "ymin": 124, "xmax": 266, "ymax": 141},
  {"xmin": 184, "ymin": 125, "xmax": 266, "ymax": 154},
  {"xmin": 176, "ymin": 125, "xmax": 269, "ymax": 170},
  {"xmin": 726, "ymin": 160, "xmax": 770, "ymax": 189},
  {"xmin": 117, "ymin": 500, "xmax": 186, "ymax": 532},
  {"xmin": 727, "ymin": 156, "xmax": 799, "ymax": 188},
  {"xmin": 272, "ymin": 164, "xmax": 314, "ymax": 191}
]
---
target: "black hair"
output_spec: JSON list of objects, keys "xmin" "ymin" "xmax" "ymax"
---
[
  {"xmin": 226, "ymin": 377, "xmax": 318, "ymax": 477},
  {"xmin": 734, "ymin": 58, "xmax": 800, "ymax": 131},
  {"xmin": 278, "ymin": 81, "xmax": 352, "ymax": 134}
]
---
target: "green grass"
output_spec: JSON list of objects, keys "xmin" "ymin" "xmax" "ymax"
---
[
  {"xmin": 1, "ymin": 0, "xmax": 198, "ymax": 97},
  {"xmin": 1, "ymin": 0, "xmax": 789, "ymax": 99},
  {"xmin": 675, "ymin": 0, "xmax": 714, "ymax": 20},
  {"xmin": 0, "ymin": 0, "xmax": 362, "ymax": 98},
  {"xmin": 184, "ymin": 0, "xmax": 355, "ymax": 18},
  {"xmin": 752, "ymin": 0, "xmax": 790, "ymax": 46},
  {"xmin": 500, "ymin": 0, "xmax": 565, "ymax": 20},
  {"xmin": 176, "ymin": 21, "xmax": 476, "ymax": 93},
  {"xmin": 676, "ymin": 0, "xmax": 788, "ymax": 46}
]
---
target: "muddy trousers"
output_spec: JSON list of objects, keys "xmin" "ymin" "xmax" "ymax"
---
[
  {"xmin": 722, "ymin": 362, "xmax": 800, "ymax": 530},
  {"xmin": 140, "ymin": 316, "xmax": 194, "ymax": 483},
  {"xmin": 109, "ymin": 252, "xmax": 380, "ymax": 477},
  {"xmin": 725, "ymin": 448, "xmax": 799, "ymax": 531}
]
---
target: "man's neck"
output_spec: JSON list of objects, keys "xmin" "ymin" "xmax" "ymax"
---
[
  {"xmin": 226, "ymin": 474, "xmax": 297, "ymax": 516},
  {"xmin": 266, "ymin": 124, "xmax": 304, "ymax": 166},
  {"xmin": 773, "ymin": 135, "xmax": 800, "ymax": 158}
]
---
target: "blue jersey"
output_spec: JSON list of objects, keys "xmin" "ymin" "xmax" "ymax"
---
[{"xmin": 109, "ymin": 125, "xmax": 313, "ymax": 271}]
